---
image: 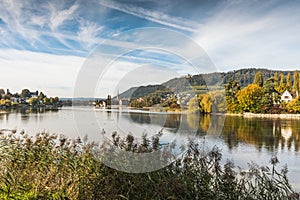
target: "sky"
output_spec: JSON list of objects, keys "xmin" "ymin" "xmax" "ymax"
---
[{"xmin": 1, "ymin": 0, "xmax": 300, "ymax": 97}]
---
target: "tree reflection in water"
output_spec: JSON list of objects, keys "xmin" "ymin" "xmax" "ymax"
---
[
  {"xmin": 219, "ymin": 116, "xmax": 300, "ymax": 152},
  {"xmin": 127, "ymin": 112, "xmax": 300, "ymax": 153}
]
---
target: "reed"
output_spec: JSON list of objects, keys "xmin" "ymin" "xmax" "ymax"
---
[{"xmin": 0, "ymin": 130, "xmax": 298, "ymax": 199}]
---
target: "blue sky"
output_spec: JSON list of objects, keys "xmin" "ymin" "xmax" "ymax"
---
[{"xmin": 1, "ymin": 0, "xmax": 300, "ymax": 97}]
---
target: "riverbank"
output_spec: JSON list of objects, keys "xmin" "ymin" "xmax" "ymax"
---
[{"xmin": 226, "ymin": 112, "xmax": 300, "ymax": 119}]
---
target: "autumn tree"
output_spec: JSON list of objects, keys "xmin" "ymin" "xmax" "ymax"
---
[
  {"xmin": 286, "ymin": 72, "xmax": 292, "ymax": 91},
  {"xmin": 43, "ymin": 97, "xmax": 50, "ymax": 105},
  {"xmin": 237, "ymin": 84, "xmax": 263, "ymax": 113},
  {"xmin": 275, "ymin": 73, "xmax": 286, "ymax": 93},
  {"xmin": 188, "ymin": 94, "xmax": 212, "ymax": 113},
  {"xmin": 274, "ymin": 72, "xmax": 279, "ymax": 87},
  {"xmin": 287, "ymin": 98, "xmax": 300, "ymax": 113},
  {"xmin": 199, "ymin": 94, "xmax": 212, "ymax": 113},
  {"xmin": 29, "ymin": 97, "xmax": 38, "ymax": 106},
  {"xmin": 293, "ymin": 71, "xmax": 300, "ymax": 97},
  {"xmin": 188, "ymin": 96, "xmax": 200, "ymax": 113},
  {"xmin": 38, "ymin": 92, "xmax": 46, "ymax": 100},
  {"xmin": 253, "ymin": 71, "xmax": 264, "ymax": 87}
]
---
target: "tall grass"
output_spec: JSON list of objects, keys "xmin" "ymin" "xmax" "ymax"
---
[{"xmin": 0, "ymin": 130, "xmax": 298, "ymax": 199}]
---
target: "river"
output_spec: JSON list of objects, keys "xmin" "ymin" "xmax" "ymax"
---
[{"xmin": 1, "ymin": 106, "xmax": 300, "ymax": 190}]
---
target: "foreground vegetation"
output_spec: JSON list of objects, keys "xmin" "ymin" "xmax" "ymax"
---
[{"xmin": 0, "ymin": 130, "xmax": 298, "ymax": 199}]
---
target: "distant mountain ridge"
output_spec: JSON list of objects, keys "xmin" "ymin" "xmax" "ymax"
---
[{"xmin": 118, "ymin": 68, "xmax": 297, "ymax": 99}]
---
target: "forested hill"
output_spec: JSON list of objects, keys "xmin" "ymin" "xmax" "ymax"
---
[
  {"xmin": 118, "ymin": 68, "xmax": 296, "ymax": 99},
  {"xmin": 117, "ymin": 85, "xmax": 168, "ymax": 99},
  {"xmin": 164, "ymin": 68, "xmax": 296, "ymax": 89}
]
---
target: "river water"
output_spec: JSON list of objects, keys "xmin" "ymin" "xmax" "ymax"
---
[{"xmin": 1, "ymin": 106, "xmax": 300, "ymax": 190}]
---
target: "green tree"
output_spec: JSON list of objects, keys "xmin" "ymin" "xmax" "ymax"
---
[
  {"xmin": 261, "ymin": 78, "xmax": 279, "ymax": 113},
  {"xmin": 253, "ymin": 71, "xmax": 264, "ymax": 87},
  {"xmin": 21, "ymin": 89, "xmax": 31, "ymax": 98},
  {"xmin": 237, "ymin": 84, "xmax": 263, "ymax": 113},
  {"xmin": 224, "ymin": 79, "xmax": 241, "ymax": 113},
  {"xmin": 0, "ymin": 89, "xmax": 5, "ymax": 96},
  {"xmin": 54, "ymin": 97, "xmax": 59, "ymax": 104},
  {"xmin": 12, "ymin": 93, "xmax": 20, "ymax": 98},
  {"xmin": 210, "ymin": 90, "xmax": 226, "ymax": 113}
]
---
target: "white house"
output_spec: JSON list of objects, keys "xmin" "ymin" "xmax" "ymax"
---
[{"xmin": 281, "ymin": 90, "xmax": 293, "ymax": 103}]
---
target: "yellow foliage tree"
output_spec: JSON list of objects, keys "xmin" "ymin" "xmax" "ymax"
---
[
  {"xmin": 199, "ymin": 94, "xmax": 212, "ymax": 113},
  {"xmin": 287, "ymin": 98, "xmax": 300, "ymax": 113},
  {"xmin": 188, "ymin": 96, "xmax": 200, "ymax": 113},
  {"xmin": 237, "ymin": 84, "xmax": 263, "ymax": 113}
]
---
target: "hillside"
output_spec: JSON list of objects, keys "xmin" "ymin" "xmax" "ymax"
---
[
  {"xmin": 118, "ymin": 68, "xmax": 297, "ymax": 99},
  {"xmin": 117, "ymin": 85, "xmax": 168, "ymax": 99}
]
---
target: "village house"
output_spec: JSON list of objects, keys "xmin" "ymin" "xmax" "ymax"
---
[{"xmin": 281, "ymin": 90, "xmax": 295, "ymax": 103}]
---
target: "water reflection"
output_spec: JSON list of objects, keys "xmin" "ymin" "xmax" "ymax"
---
[
  {"xmin": 129, "ymin": 112, "xmax": 151, "ymax": 124},
  {"xmin": 126, "ymin": 112, "xmax": 300, "ymax": 153},
  {"xmin": 0, "ymin": 108, "xmax": 59, "ymax": 123},
  {"xmin": 1, "ymin": 108, "xmax": 300, "ymax": 153},
  {"xmin": 127, "ymin": 112, "xmax": 181, "ymax": 129},
  {"xmin": 221, "ymin": 116, "xmax": 300, "ymax": 152}
]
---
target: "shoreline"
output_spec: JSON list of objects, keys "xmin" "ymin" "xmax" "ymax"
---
[
  {"xmin": 225, "ymin": 112, "xmax": 300, "ymax": 119},
  {"xmin": 242, "ymin": 112, "xmax": 300, "ymax": 119}
]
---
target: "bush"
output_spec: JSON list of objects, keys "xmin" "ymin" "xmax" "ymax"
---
[{"xmin": 0, "ymin": 131, "xmax": 298, "ymax": 199}]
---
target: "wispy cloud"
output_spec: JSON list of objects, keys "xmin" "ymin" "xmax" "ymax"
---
[
  {"xmin": 48, "ymin": 2, "xmax": 79, "ymax": 31},
  {"xmin": 98, "ymin": 0, "xmax": 200, "ymax": 33},
  {"xmin": 0, "ymin": 0, "xmax": 98, "ymax": 53},
  {"xmin": 77, "ymin": 19, "xmax": 104, "ymax": 49},
  {"xmin": 0, "ymin": 0, "xmax": 40, "ymax": 42}
]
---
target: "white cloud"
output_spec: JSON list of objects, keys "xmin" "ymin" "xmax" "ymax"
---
[
  {"xmin": 0, "ymin": 49, "xmax": 84, "ymax": 97},
  {"xmin": 194, "ymin": 1, "xmax": 300, "ymax": 71},
  {"xmin": 95, "ymin": 60, "xmax": 179, "ymax": 97}
]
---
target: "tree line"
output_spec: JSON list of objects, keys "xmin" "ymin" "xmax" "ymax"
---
[
  {"xmin": 0, "ymin": 88, "xmax": 60, "ymax": 108},
  {"xmin": 225, "ymin": 71, "xmax": 300, "ymax": 113}
]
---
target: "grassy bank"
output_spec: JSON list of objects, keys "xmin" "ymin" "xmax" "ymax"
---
[{"xmin": 0, "ymin": 131, "xmax": 298, "ymax": 199}]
